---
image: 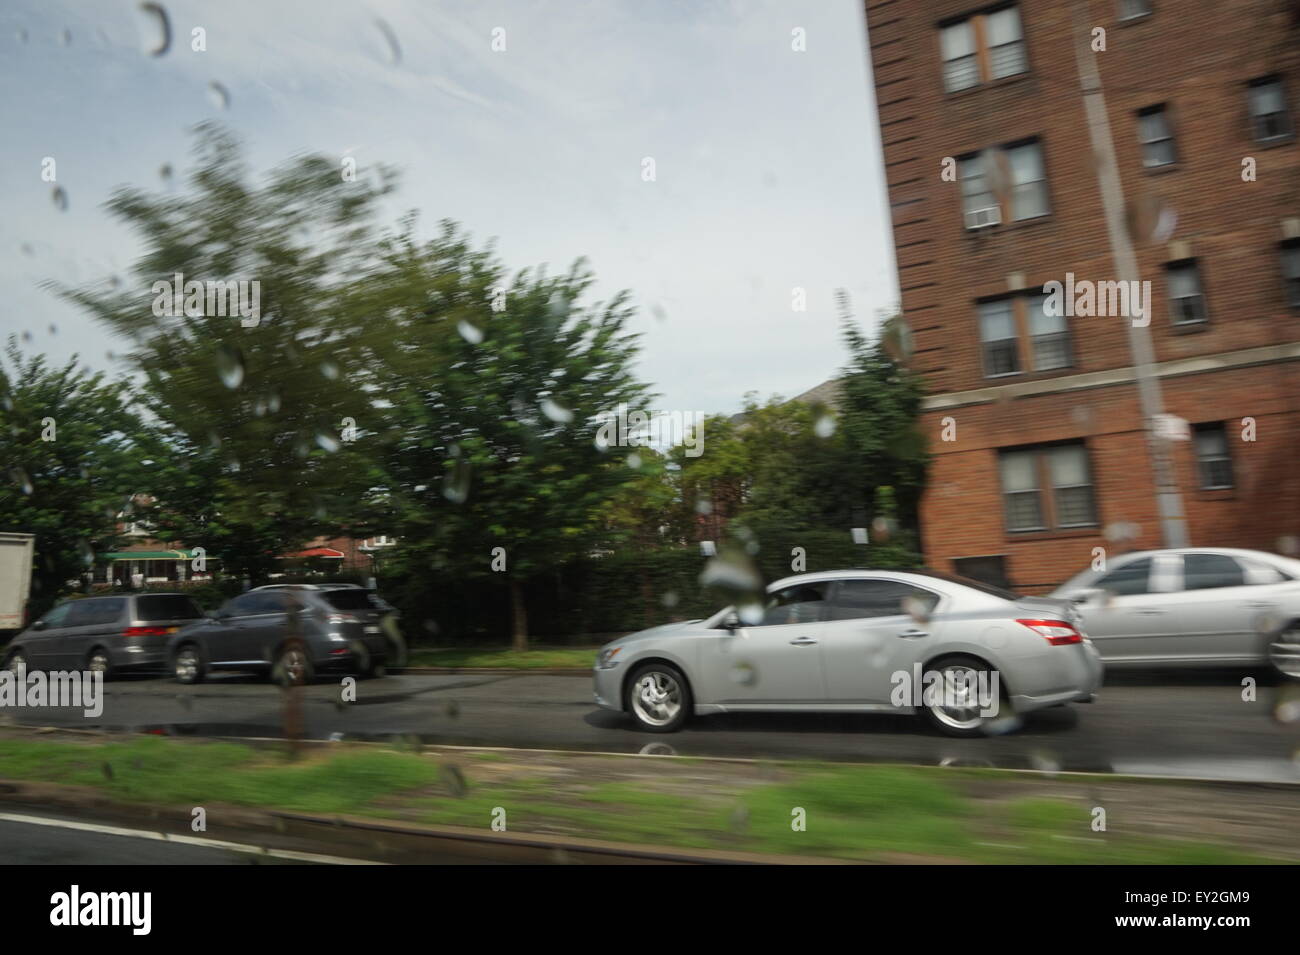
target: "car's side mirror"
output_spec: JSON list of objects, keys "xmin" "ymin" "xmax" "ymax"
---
[
  {"xmin": 1072, "ymin": 588, "xmax": 1103, "ymax": 606},
  {"xmin": 30, "ymin": 620, "xmax": 46, "ymax": 631}
]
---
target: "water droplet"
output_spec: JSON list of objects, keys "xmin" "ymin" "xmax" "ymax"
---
[
  {"xmin": 373, "ymin": 18, "xmax": 401, "ymax": 65},
  {"xmin": 627, "ymin": 452, "xmax": 642, "ymax": 469},
  {"xmin": 540, "ymin": 397, "xmax": 572, "ymax": 424},
  {"xmin": 159, "ymin": 163, "xmax": 173, "ymax": 182},
  {"xmin": 138, "ymin": 3, "xmax": 172, "ymax": 56},
  {"xmin": 814, "ymin": 414, "xmax": 836, "ymax": 438},
  {"xmin": 650, "ymin": 303, "xmax": 667, "ymax": 322},
  {"xmin": 660, "ymin": 590, "xmax": 679, "ymax": 609},
  {"xmin": 51, "ymin": 187, "xmax": 68, "ymax": 211},
  {"xmin": 59, "ymin": 28, "xmax": 72, "ymax": 46},
  {"xmin": 215, "ymin": 345, "xmax": 244, "ymax": 389},
  {"xmin": 443, "ymin": 453, "xmax": 471, "ymax": 504},
  {"xmin": 208, "ymin": 81, "xmax": 230, "ymax": 110},
  {"xmin": 457, "ymin": 320, "xmax": 483, "ymax": 345},
  {"xmin": 77, "ymin": 541, "xmax": 95, "ymax": 567},
  {"xmin": 16, "ymin": 28, "xmax": 28, "ymax": 43},
  {"xmin": 20, "ymin": 243, "xmax": 34, "ymax": 257},
  {"xmin": 315, "ymin": 431, "xmax": 340, "ymax": 453},
  {"xmin": 9, "ymin": 468, "xmax": 33, "ymax": 495},
  {"xmin": 47, "ymin": 323, "xmax": 57, "ymax": 336},
  {"xmin": 320, "ymin": 361, "xmax": 340, "ymax": 381}
]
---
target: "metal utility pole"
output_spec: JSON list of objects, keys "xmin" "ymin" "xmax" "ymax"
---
[{"xmin": 1071, "ymin": 2, "xmax": 1188, "ymax": 548}]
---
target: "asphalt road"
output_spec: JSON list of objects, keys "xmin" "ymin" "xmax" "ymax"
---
[{"xmin": 5, "ymin": 669, "xmax": 1299, "ymax": 781}]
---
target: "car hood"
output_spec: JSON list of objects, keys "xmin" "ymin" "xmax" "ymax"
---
[{"xmin": 602, "ymin": 619, "xmax": 708, "ymax": 650}]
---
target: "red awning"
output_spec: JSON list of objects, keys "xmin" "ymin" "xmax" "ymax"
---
[{"xmin": 281, "ymin": 547, "xmax": 345, "ymax": 559}]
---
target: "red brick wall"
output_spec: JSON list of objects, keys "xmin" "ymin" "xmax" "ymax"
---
[{"xmin": 866, "ymin": 0, "xmax": 1300, "ymax": 591}]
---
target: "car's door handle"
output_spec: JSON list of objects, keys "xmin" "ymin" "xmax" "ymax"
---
[
  {"xmin": 788, "ymin": 636, "xmax": 819, "ymax": 646},
  {"xmin": 897, "ymin": 628, "xmax": 929, "ymax": 638},
  {"xmin": 1134, "ymin": 608, "xmax": 1166, "ymax": 615}
]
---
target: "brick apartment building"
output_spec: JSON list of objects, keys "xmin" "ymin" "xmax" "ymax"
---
[{"xmin": 863, "ymin": 0, "xmax": 1300, "ymax": 592}]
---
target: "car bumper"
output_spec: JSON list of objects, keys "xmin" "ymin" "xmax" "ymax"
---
[
  {"xmin": 1007, "ymin": 641, "xmax": 1104, "ymax": 714},
  {"xmin": 593, "ymin": 665, "xmax": 623, "ymax": 711}
]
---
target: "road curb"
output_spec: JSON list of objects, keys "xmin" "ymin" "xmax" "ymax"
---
[{"xmin": 0, "ymin": 777, "xmax": 849, "ymax": 865}]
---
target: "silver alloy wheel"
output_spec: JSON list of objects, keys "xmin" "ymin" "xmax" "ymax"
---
[
  {"xmin": 280, "ymin": 647, "xmax": 308, "ymax": 685},
  {"xmin": 927, "ymin": 664, "xmax": 987, "ymax": 732},
  {"xmin": 1271, "ymin": 626, "xmax": 1300, "ymax": 679},
  {"xmin": 175, "ymin": 648, "xmax": 200, "ymax": 682},
  {"xmin": 88, "ymin": 651, "xmax": 109, "ymax": 674},
  {"xmin": 632, "ymin": 670, "xmax": 682, "ymax": 727}
]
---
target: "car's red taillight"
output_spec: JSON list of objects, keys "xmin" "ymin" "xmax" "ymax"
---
[
  {"xmin": 123, "ymin": 626, "xmax": 169, "ymax": 638},
  {"xmin": 1016, "ymin": 619, "xmax": 1084, "ymax": 645}
]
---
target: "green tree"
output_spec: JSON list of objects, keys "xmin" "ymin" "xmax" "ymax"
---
[
  {"xmin": 0, "ymin": 340, "xmax": 151, "ymax": 616},
  {"xmin": 61, "ymin": 124, "xmax": 392, "ymax": 580}
]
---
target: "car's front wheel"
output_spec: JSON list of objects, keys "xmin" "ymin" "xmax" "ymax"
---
[
  {"xmin": 273, "ymin": 642, "xmax": 314, "ymax": 686},
  {"xmin": 1270, "ymin": 621, "xmax": 1300, "ymax": 679},
  {"xmin": 173, "ymin": 645, "xmax": 205, "ymax": 685},
  {"xmin": 920, "ymin": 655, "xmax": 1005, "ymax": 738},
  {"xmin": 626, "ymin": 662, "xmax": 691, "ymax": 733}
]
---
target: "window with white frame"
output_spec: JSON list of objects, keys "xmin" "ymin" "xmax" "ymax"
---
[
  {"xmin": 1000, "ymin": 443, "xmax": 1097, "ymax": 533},
  {"xmin": 1027, "ymin": 294, "xmax": 1071, "ymax": 370},
  {"xmin": 1137, "ymin": 105, "xmax": 1176, "ymax": 167},
  {"xmin": 979, "ymin": 300, "xmax": 1020, "ymax": 376},
  {"xmin": 1193, "ymin": 423, "xmax": 1234, "ymax": 489},
  {"xmin": 1006, "ymin": 141, "xmax": 1049, "ymax": 219},
  {"xmin": 1248, "ymin": 76, "xmax": 1292, "ymax": 142},
  {"xmin": 939, "ymin": 5, "xmax": 1028, "ymax": 94},
  {"xmin": 960, "ymin": 140, "xmax": 1048, "ymax": 228},
  {"xmin": 1166, "ymin": 260, "xmax": 1207, "ymax": 325}
]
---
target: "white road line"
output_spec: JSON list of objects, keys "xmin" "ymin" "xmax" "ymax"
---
[{"xmin": 0, "ymin": 811, "xmax": 386, "ymax": 865}]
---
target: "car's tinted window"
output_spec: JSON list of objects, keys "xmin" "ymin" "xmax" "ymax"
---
[
  {"xmin": 829, "ymin": 580, "xmax": 940, "ymax": 620},
  {"xmin": 260, "ymin": 592, "xmax": 300, "ymax": 613},
  {"xmin": 322, "ymin": 589, "xmax": 390, "ymax": 611},
  {"xmin": 66, "ymin": 598, "xmax": 126, "ymax": 627},
  {"xmin": 1095, "ymin": 558, "xmax": 1152, "ymax": 596},
  {"xmin": 136, "ymin": 595, "xmax": 203, "ymax": 621},
  {"xmin": 223, "ymin": 593, "xmax": 266, "ymax": 617},
  {"xmin": 1182, "ymin": 554, "xmax": 1245, "ymax": 591},
  {"xmin": 759, "ymin": 583, "xmax": 829, "ymax": 626},
  {"xmin": 39, "ymin": 603, "xmax": 73, "ymax": 629}
]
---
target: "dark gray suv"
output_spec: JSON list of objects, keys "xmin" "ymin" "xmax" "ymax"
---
[
  {"xmin": 2, "ymin": 593, "xmax": 205, "ymax": 678},
  {"xmin": 166, "ymin": 584, "xmax": 400, "ymax": 685}
]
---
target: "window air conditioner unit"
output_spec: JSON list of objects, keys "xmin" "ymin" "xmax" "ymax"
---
[{"xmin": 965, "ymin": 206, "xmax": 1001, "ymax": 229}]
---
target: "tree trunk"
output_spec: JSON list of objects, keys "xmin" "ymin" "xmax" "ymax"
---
[{"xmin": 510, "ymin": 578, "xmax": 528, "ymax": 652}]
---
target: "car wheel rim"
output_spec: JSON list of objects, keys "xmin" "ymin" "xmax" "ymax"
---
[
  {"xmin": 176, "ymin": 651, "xmax": 198, "ymax": 680},
  {"xmin": 929, "ymin": 665, "xmax": 987, "ymax": 731},
  {"xmin": 632, "ymin": 672, "xmax": 681, "ymax": 727},
  {"xmin": 1271, "ymin": 628, "xmax": 1300, "ymax": 679},
  {"xmin": 283, "ymin": 649, "xmax": 306, "ymax": 684},
  {"xmin": 88, "ymin": 654, "xmax": 108, "ymax": 673}
]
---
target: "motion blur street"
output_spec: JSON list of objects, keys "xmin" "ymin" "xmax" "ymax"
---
[{"xmin": 3, "ymin": 670, "xmax": 1297, "ymax": 782}]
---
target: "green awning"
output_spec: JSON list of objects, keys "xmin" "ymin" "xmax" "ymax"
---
[{"xmin": 100, "ymin": 550, "xmax": 193, "ymax": 561}]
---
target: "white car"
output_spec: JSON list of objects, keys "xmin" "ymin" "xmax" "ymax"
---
[{"xmin": 1050, "ymin": 548, "xmax": 1300, "ymax": 675}]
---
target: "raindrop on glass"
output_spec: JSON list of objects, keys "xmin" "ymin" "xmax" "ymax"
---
[
  {"xmin": 457, "ymin": 320, "xmax": 483, "ymax": 345},
  {"xmin": 814, "ymin": 414, "xmax": 836, "ymax": 438},
  {"xmin": 374, "ymin": 19, "xmax": 401, "ymax": 65},
  {"xmin": 315, "ymin": 431, "xmax": 340, "ymax": 453},
  {"xmin": 208, "ymin": 81, "xmax": 230, "ymax": 110},
  {"xmin": 540, "ymin": 397, "xmax": 572, "ymax": 424},
  {"xmin": 215, "ymin": 344, "xmax": 244, "ymax": 389},
  {"xmin": 51, "ymin": 186, "xmax": 68, "ymax": 211},
  {"xmin": 138, "ymin": 2, "xmax": 171, "ymax": 56},
  {"xmin": 9, "ymin": 468, "xmax": 33, "ymax": 496}
]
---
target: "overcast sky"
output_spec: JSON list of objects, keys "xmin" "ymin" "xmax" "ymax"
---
[{"xmin": 0, "ymin": 0, "xmax": 896, "ymax": 418}]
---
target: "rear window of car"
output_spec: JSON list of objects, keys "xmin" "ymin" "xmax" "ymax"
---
[
  {"xmin": 321, "ymin": 589, "xmax": 391, "ymax": 611},
  {"xmin": 135, "ymin": 595, "xmax": 204, "ymax": 621}
]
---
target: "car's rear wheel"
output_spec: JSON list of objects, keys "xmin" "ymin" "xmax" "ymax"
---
[
  {"xmin": 173, "ymin": 645, "xmax": 204, "ymax": 685},
  {"xmin": 3, "ymin": 650, "xmax": 28, "ymax": 675},
  {"xmin": 627, "ymin": 662, "xmax": 691, "ymax": 733},
  {"xmin": 1270, "ymin": 622, "xmax": 1300, "ymax": 680},
  {"xmin": 920, "ymin": 655, "xmax": 1003, "ymax": 738},
  {"xmin": 86, "ymin": 647, "xmax": 113, "ymax": 680},
  {"xmin": 273, "ymin": 643, "xmax": 314, "ymax": 686}
]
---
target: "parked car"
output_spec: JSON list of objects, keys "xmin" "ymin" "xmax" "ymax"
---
[
  {"xmin": 2, "ymin": 593, "xmax": 204, "ymax": 678},
  {"xmin": 1050, "ymin": 548, "xmax": 1300, "ymax": 675},
  {"xmin": 592, "ymin": 569, "xmax": 1102, "ymax": 737},
  {"xmin": 166, "ymin": 583, "xmax": 398, "ymax": 685}
]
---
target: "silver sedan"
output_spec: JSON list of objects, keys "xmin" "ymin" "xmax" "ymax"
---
[
  {"xmin": 1050, "ymin": 548, "xmax": 1300, "ymax": 675},
  {"xmin": 593, "ymin": 570, "xmax": 1102, "ymax": 737}
]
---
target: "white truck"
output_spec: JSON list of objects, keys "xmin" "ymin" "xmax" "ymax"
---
[{"xmin": 0, "ymin": 532, "xmax": 35, "ymax": 634}]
